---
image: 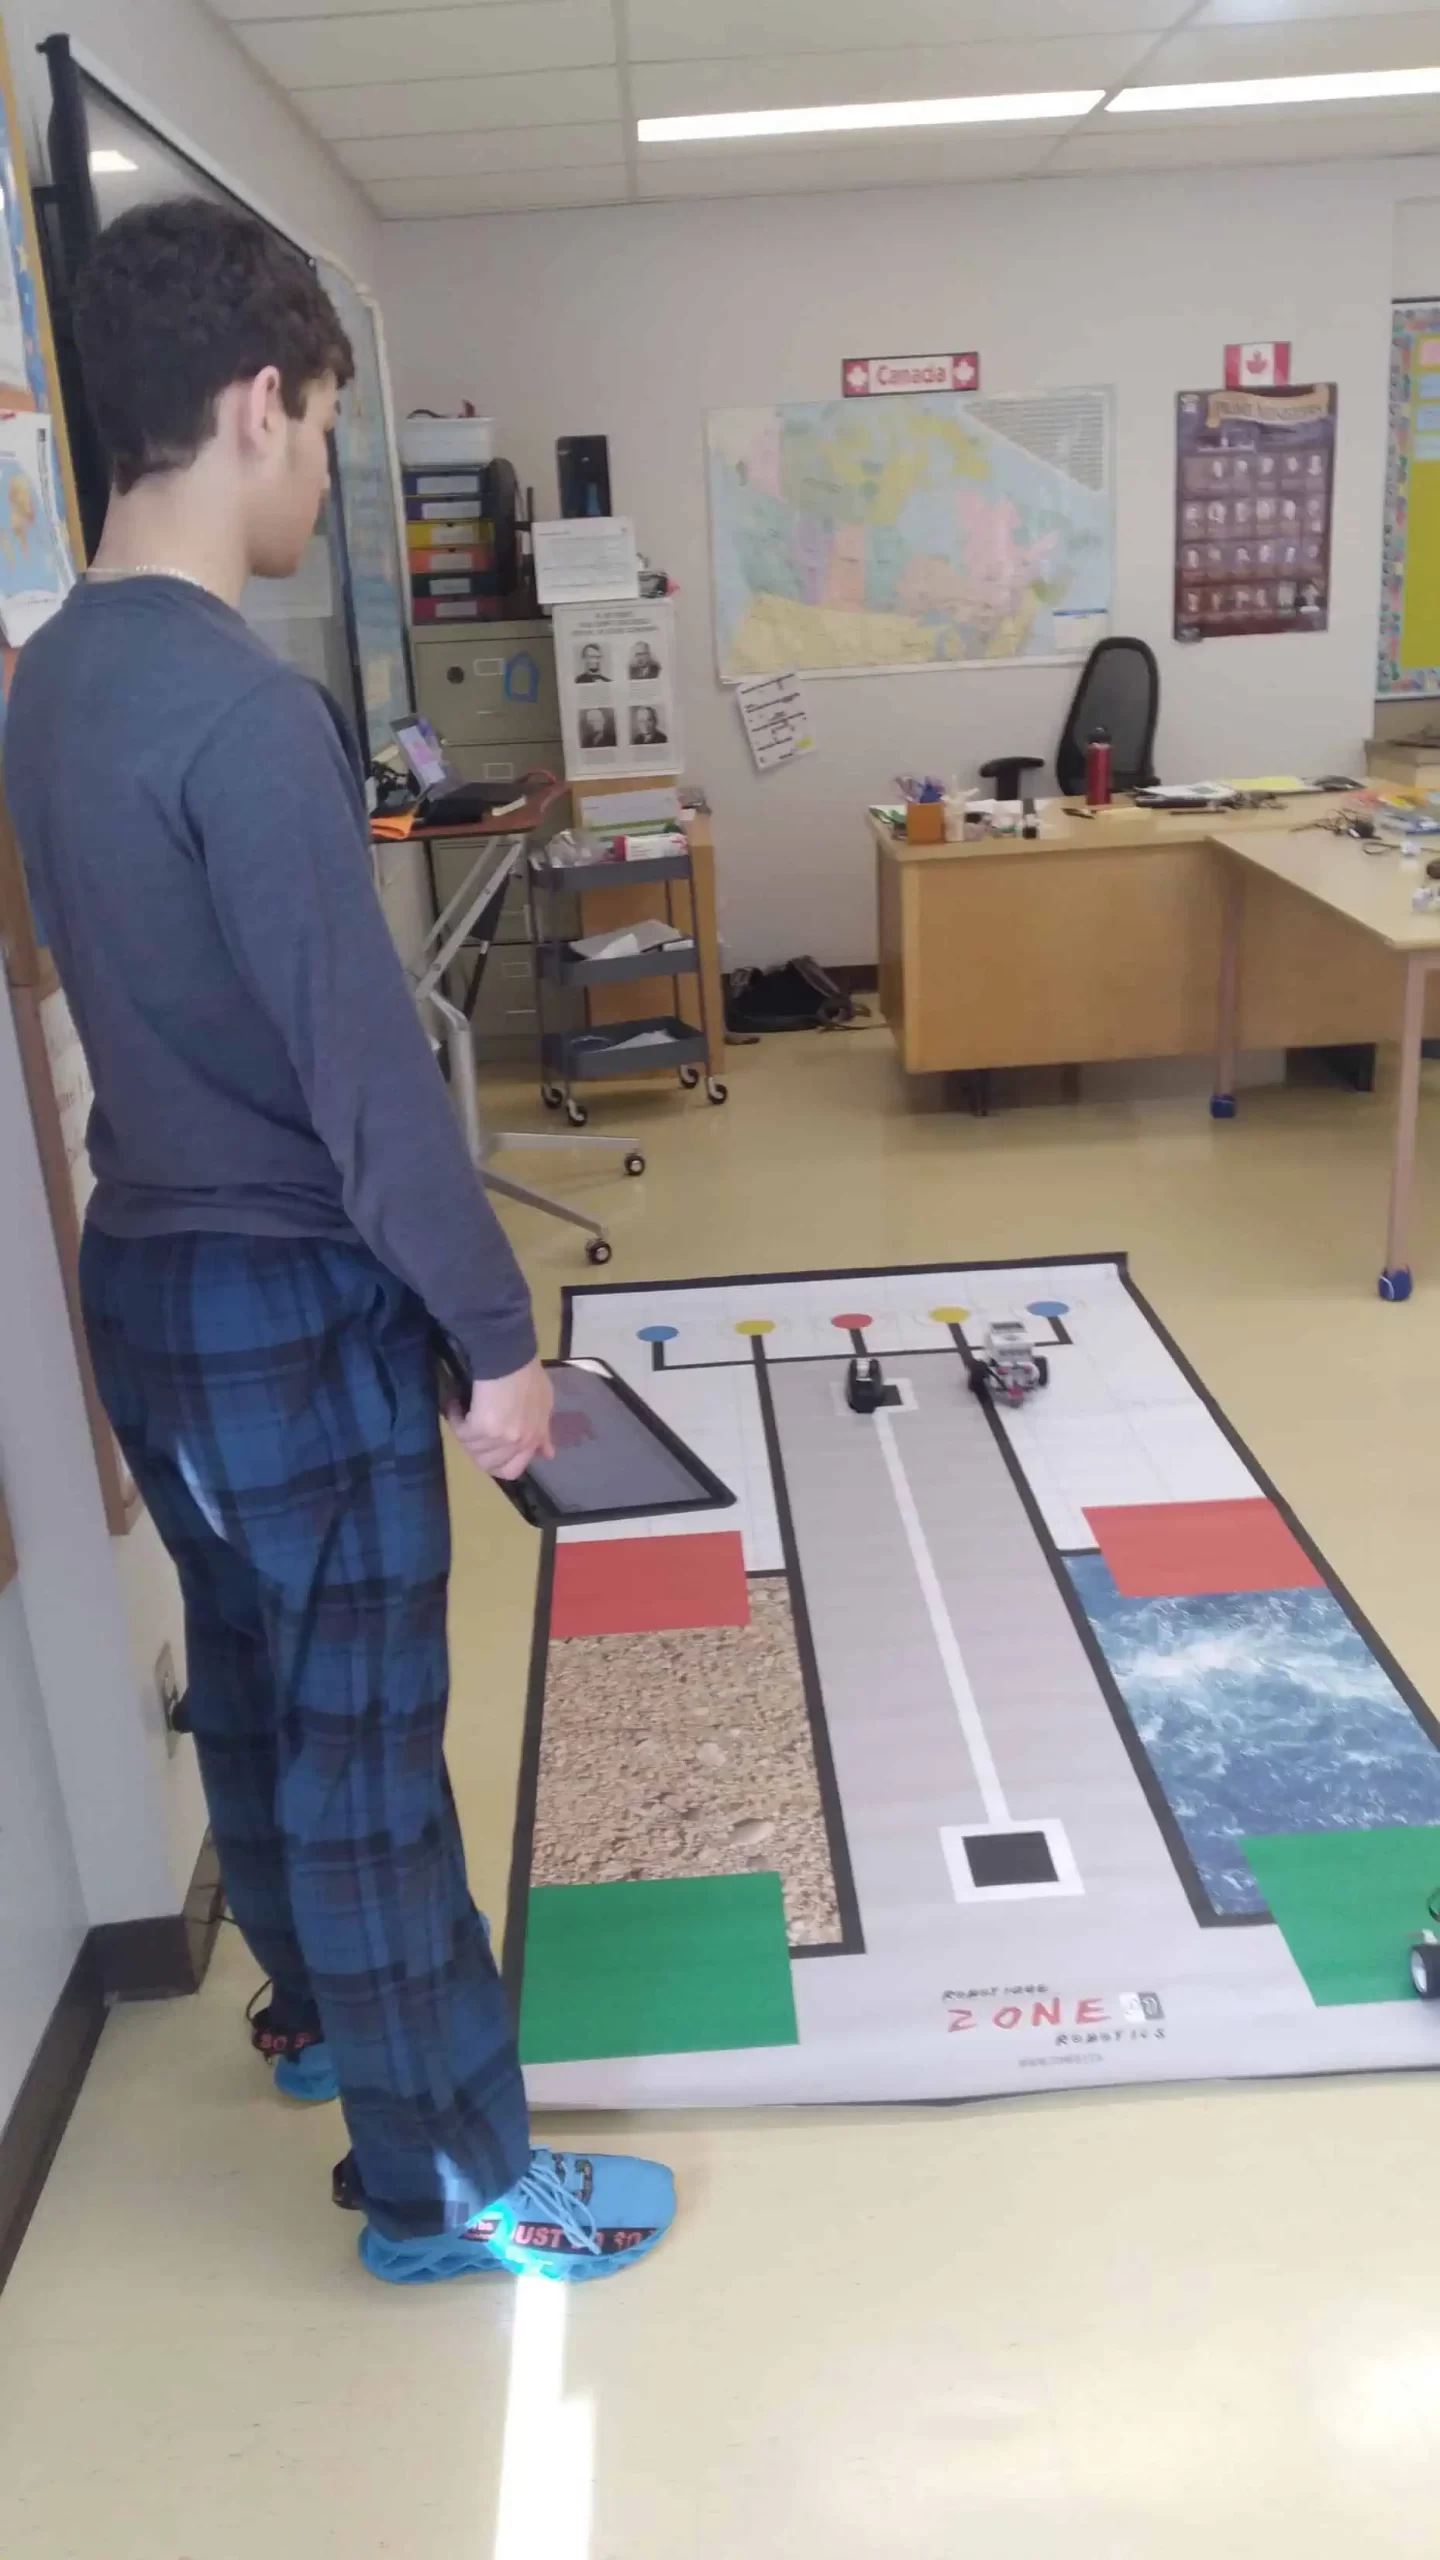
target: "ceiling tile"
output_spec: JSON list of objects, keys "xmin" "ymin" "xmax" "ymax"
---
[
  {"xmin": 370, "ymin": 166, "xmax": 630, "ymax": 214},
  {"xmin": 211, "ymin": 0, "xmax": 525, "ymax": 18},
  {"xmin": 239, "ymin": 0, "xmax": 613, "ymax": 91},
  {"xmin": 631, "ymin": 34, "xmax": 1155, "ymax": 118},
  {"xmin": 1048, "ymin": 102, "xmax": 1440, "ymax": 165},
  {"xmin": 333, "ymin": 120, "xmax": 627, "ymax": 176},
  {"xmin": 1194, "ymin": 0, "xmax": 1440, "ymax": 18},
  {"xmin": 626, "ymin": 0, "xmax": 1181, "ymax": 61},
  {"xmin": 634, "ymin": 130, "xmax": 1058, "ymax": 193},
  {"xmin": 301, "ymin": 63, "xmax": 622, "ymax": 135},
  {"xmin": 1136, "ymin": 12, "xmax": 1440, "ymax": 80}
]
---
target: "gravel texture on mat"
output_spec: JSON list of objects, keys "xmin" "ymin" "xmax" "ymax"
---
[{"xmin": 532, "ymin": 1579, "xmax": 840, "ymax": 1946}]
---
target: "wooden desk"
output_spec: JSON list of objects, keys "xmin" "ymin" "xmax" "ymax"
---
[
  {"xmin": 1211, "ymin": 827, "xmax": 1440, "ymax": 1300},
  {"xmin": 875, "ymin": 799, "xmax": 1440, "ymax": 1077}
]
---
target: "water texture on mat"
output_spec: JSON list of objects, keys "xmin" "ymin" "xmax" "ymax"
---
[{"xmin": 1067, "ymin": 1554, "xmax": 1440, "ymax": 1914}]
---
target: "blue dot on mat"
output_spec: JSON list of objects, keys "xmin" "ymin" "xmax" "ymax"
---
[
  {"xmin": 637, "ymin": 1323, "xmax": 679, "ymax": 1342},
  {"xmin": 1027, "ymin": 1299, "xmax": 1070, "ymax": 1319}
]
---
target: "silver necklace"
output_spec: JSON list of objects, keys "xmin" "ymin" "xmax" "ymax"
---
[{"xmin": 85, "ymin": 564, "xmax": 211, "ymax": 592}]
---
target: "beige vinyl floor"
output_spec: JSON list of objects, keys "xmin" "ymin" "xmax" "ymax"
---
[{"xmin": 8, "ymin": 1030, "xmax": 1440, "ymax": 2558}]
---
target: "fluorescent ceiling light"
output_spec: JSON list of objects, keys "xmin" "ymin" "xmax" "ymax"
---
[
  {"xmin": 1109, "ymin": 67, "xmax": 1440, "ymax": 113},
  {"xmin": 89, "ymin": 148, "xmax": 138, "ymax": 173},
  {"xmin": 638, "ymin": 91, "xmax": 1105, "ymax": 144}
]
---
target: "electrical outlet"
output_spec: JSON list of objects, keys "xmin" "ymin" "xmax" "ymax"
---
[{"xmin": 155, "ymin": 1642, "xmax": 183, "ymax": 1758}]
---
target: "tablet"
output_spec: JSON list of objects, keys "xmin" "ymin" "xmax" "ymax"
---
[{"xmin": 500, "ymin": 1358, "xmax": 736, "ymax": 1529}]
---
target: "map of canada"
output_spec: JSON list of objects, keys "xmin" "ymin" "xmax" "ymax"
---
[{"xmin": 707, "ymin": 393, "xmax": 1112, "ymax": 681}]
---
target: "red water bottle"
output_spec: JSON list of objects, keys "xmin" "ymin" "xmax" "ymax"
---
[{"xmin": 1085, "ymin": 725, "xmax": 1113, "ymax": 808}]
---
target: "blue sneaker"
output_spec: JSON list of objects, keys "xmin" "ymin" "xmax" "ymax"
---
[
  {"xmin": 357, "ymin": 2147, "xmax": 676, "ymax": 2286},
  {"xmin": 247, "ymin": 1990, "xmax": 339, "ymax": 2105}
]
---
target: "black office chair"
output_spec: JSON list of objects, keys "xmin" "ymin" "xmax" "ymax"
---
[{"xmin": 981, "ymin": 636, "xmax": 1160, "ymax": 801}]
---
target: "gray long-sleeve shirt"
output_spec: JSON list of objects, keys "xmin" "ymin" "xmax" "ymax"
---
[{"xmin": 5, "ymin": 575, "xmax": 536, "ymax": 1381}]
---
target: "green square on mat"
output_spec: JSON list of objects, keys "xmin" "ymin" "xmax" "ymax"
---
[
  {"xmin": 518, "ymin": 1873, "xmax": 799, "ymax": 2064},
  {"xmin": 1243, "ymin": 1826, "xmax": 1440, "ymax": 2006}
]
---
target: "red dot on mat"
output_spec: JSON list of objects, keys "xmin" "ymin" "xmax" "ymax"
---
[{"xmin": 831, "ymin": 1311, "xmax": 873, "ymax": 1330}]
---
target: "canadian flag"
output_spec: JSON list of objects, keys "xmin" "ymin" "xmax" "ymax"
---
[{"xmin": 1224, "ymin": 341, "xmax": 1291, "ymax": 388}]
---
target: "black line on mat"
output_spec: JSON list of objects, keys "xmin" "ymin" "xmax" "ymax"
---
[
  {"xmin": 957, "ymin": 1341, "xmax": 1263, "ymax": 1931},
  {"xmin": 501, "ymin": 1528, "xmax": 558, "ymax": 2017},
  {"xmin": 750, "ymin": 1335, "xmax": 867, "ymax": 1959},
  {"xmin": 559, "ymin": 1250, "xmax": 1130, "ymax": 1317}
]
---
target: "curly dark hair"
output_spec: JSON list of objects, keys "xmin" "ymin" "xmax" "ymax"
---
[{"xmin": 73, "ymin": 197, "xmax": 354, "ymax": 493}]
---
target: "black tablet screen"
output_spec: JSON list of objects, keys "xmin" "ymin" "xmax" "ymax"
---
[{"xmin": 526, "ymin": 1360, "xmax": 723, "ymax": 1519}]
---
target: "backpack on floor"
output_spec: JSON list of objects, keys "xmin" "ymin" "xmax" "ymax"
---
[{"xmin": 723, "ymin": 956, "xmax": 860, "ymax": 1035}]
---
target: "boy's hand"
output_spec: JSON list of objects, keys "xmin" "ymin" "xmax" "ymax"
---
[{"xmin": 446, "ymin": 1357, "xmax": 555, "ymax": 1481}]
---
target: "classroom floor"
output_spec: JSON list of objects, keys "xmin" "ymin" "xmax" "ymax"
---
[{"xmin": 8, "ymin": 1029, "xmax": 1440, "ymax": 2558}]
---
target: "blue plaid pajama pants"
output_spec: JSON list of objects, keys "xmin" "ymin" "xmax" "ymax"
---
[{"xmin": 80, "ymin": 1225, "xmax": 531, "ymax": 2240}]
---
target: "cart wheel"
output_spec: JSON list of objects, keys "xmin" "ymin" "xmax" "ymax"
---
[
  {"xmin": 565, "ymin": 1098, "xmax": 589, "ymax": 1128},
  {"xmin": 586, "ymin": 1236, "xmax": 613, "ymax": 1265},
  {"xmin": 706, "ymin": 1077, "xmax": 729, "ymax": 1105},
  {"xmin": 1035, "ymin": 1354, "xmax": 1049, "ymax": 1386},
  {"xmin": 541, "ymin": 1085, "xmax": 564, "ymax": 1111},
  {"xmin": 678, "ymin": 1064, "xmax": 701, "ymax": 1089},
  {"xmin": 1412, "ymin": 1940, "xmax": 1440, "ymax": 1998},
  {"xmin": 623, "ymin": 1152, "xmax": 646, "ymax": 1177},
  {"xmin": 967, "ymin": 1365, "xmax": 989, "ymax": 1396}
]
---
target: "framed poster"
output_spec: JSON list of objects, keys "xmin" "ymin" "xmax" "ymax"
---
[
  {"xmin": 556, "ymin": 598, "xmax": 682, "ymax": 782},
  {"xmin": 1379, "ymin": 302, "xmax": 1440, "ymax": 697},
  {"xmin": 1174, "ymin": 385, "xmax": 1335, "ymax": 643}
]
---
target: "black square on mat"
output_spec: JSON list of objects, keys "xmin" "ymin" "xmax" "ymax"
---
[{"xmin": 964, "ymin": 1830, "xmax": 1058, "ymax": 1889}]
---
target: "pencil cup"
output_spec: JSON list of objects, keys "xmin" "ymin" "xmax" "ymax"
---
[{"xmin": 905, "ymin": 799, "xmax": 946, "ymax": 844}]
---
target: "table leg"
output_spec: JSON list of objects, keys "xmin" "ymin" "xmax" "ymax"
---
[
  {"xmin": 1379, "ymin": 953, "xmax": 1432, "ymax": 1302},
  {"xmin": 1211, "ymin": 855, "xmax": 1242, "ymax": 1120}
]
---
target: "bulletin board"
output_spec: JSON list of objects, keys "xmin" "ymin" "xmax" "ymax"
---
[
  {"xmin": 0, "ymin": 14, "xmax": 139, "ymax": 1535},
  {"xmin": 314, "ymin": 256, "xmax": 414, "ymax": 757},
  {"xmin": 1378, "ymin": 301, "xmax": 1440, "ymax": 698}
]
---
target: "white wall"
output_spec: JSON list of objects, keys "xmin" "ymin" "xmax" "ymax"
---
[
  {"xmin": 5, "ymin": 0, "xmax": 379, "ymax": 278},
  {"xmin": 381, "ymin": 161, "xmax": 1405, "ymax": 961},
  {"xmin": 0, "ymin": 1580, "xmax": 85, "ymax": 2126}
]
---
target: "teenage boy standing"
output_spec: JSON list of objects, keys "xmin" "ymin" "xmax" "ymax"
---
[{"xmin": 6, "ymin": 199, "xmax": 673, "ymax": 2286}]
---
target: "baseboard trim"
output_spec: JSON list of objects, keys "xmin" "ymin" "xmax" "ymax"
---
[
  {"xmin": 91, "ymin": 1831, "xmax": 225, "ymax": 2000},
  {"xmin": 0, "ymin": 1938, "xmax": 106, "ymax": 2294},
  {"xmin": 0, "ymin": 1832, "xmax": 226, "ymax": 2293}
]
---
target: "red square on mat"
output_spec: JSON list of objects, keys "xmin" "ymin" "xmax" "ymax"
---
[
  {"xmin": 1084, "ymin": 1499, "xmax": 1323, "ymax": 1599},
  {"xmin": 552, "ymin": 1532, "xmax": 750, "ymax": 1638}
]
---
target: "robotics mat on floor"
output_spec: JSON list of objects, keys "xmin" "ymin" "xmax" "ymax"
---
[{"xmin": 505, "ymin": 1258, "xmax": 1440, "ymax": 2107}]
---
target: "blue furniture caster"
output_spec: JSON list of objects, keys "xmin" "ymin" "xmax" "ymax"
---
[
  {"xmin": 1378, "ymin": 1268, "xmax": 1413, "ymax": 1302},
  {"xmin": 1209, "ymin": 1093, "xmax": 1237, "ymax": 1120}
]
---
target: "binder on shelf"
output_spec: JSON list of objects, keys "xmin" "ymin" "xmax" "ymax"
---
[
  {"xmin": 407, "ymin": 515, "xmax": 487, "ymax": 553},
  {"xmin": 412, "ymin": 594, "xmax": 503, "ymax": 623},
  {"xmin": 405, "ymin": 493, "xmax": 492, "ymax": 523},
  {"xmin": 410, "ymin": 569, "xmax": 500, "ymax": 601},
  {"xmin": 403, "ymin": 468, "xmax": 486, "ymax": 500},
  {"xmin": 407, "ymin": 543, "xmax": 494, "ymax": 574}
]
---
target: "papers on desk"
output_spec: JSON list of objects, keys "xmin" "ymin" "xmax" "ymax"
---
[
  {"xmin": 575, "ymin": 1026, "xmax": 675, "ymax": 1052},
  {"xmin": 569, "ymin": 920, "xmax": 691, "ymax": 962},
  {"xmin": 1212, "ymin": 774, "xmax": 1314, "ymax": 795},
  {"xmin": 574, "ymin": 785, "xmax": 682, "ymax": 833}
]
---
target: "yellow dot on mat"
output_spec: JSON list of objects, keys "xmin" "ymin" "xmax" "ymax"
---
[
  {"xmin": 734, "ymin": 1318, "xmax": 775, "ymax": 1336},
  {"xmin": 930, "ymin": 1305, "xmax": 970, "ymax": 1324}
]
